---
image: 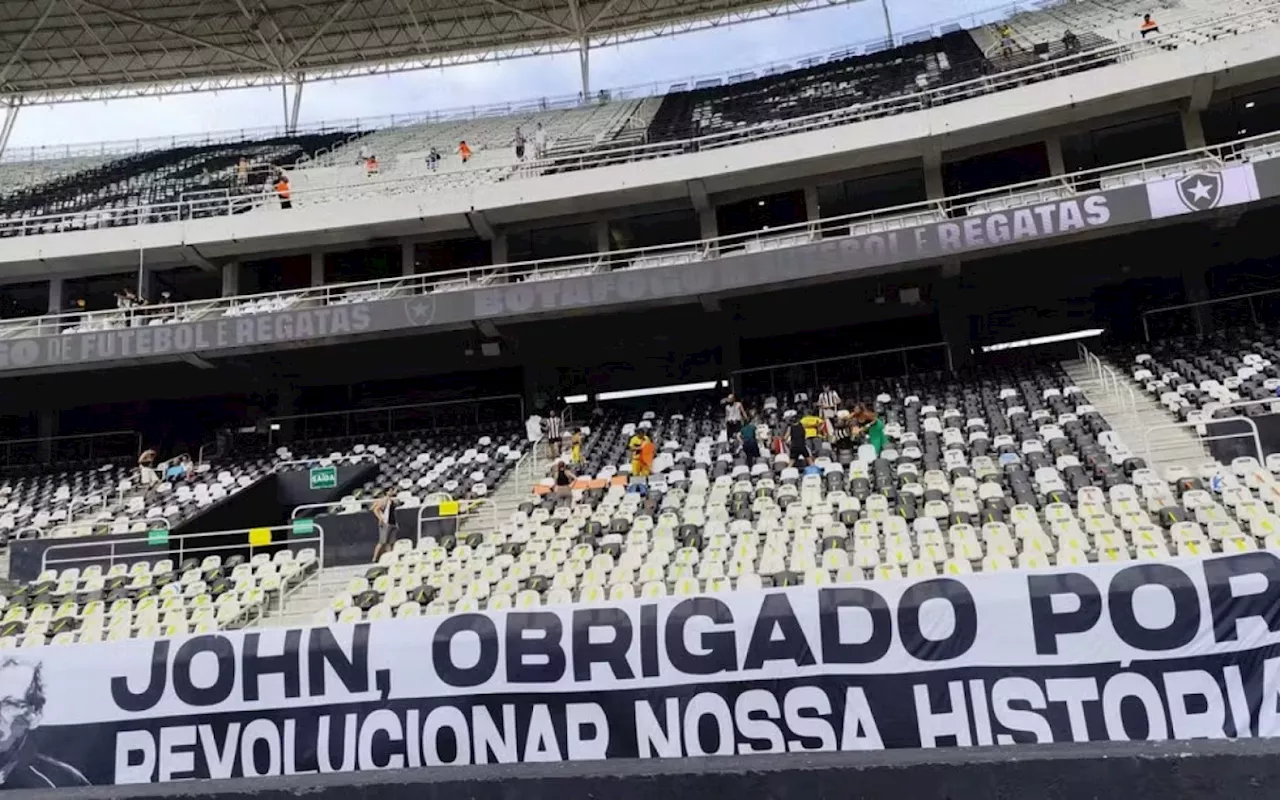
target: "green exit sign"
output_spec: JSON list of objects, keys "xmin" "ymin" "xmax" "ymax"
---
[
  {"xmin": 309, "ymin": 465, "xmax": 338, "ymax": 490},
  {"xmin": 291, "ymin": 518, "xmax": 316, "ymax": 536},
  {"xmin": 147, "ymin": 528, "xmax": 169, "ymax": 546}
]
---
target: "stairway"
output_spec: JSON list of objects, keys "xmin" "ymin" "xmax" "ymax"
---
[
  {"xmin": 1061, "ymin": 358, "xmax": 1211, "ymax": 475},
  {"xmin": 255, "ymin": 451, "xmax": 536, "ymax": 628}
]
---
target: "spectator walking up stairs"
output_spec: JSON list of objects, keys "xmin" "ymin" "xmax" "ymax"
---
[{"xmin": 1062, "ymin": 354, "xmax": 1209, "ymax": 475}]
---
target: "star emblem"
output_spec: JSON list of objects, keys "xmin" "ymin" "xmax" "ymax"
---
[
  {"xmin": 1176, "ymin": 172, "xmax": 1223, "ymax": 212},
  {"xmin": 403, "ymin": 297, "xmax": 436, "ymax": 326}
]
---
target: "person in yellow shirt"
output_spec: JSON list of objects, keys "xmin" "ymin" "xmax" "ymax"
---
[
  {"xmin": 629, "ymin": 430, "xmax": 646, "ymax": 476},
  {"xmin": 570, "ymin": 429, "xmax": 582, "ymax": 465}
]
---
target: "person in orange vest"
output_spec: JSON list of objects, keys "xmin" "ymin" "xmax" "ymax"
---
[
  {"xmin": 1139, "ymin": 13, "xmax": 1159, "ymax": 37},
  {"xmin": 458, "ymin": 140, "xmax": 472, "ymax": 164},
  {"xmin": 365, "ymin": 155, "xmax": 379, "ymax": 177},
  {"xmin": 274, "ymin": 172, "xmax": 292, "ymax": 210}
]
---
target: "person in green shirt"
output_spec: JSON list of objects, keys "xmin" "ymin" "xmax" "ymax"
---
[{"xmin": 863, "ymin": 410, "xmax": 886, "ymax": 456}]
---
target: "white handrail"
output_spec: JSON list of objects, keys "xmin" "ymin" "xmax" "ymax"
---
[
  {"xmin": 1142, "ymin": 416, "xmax": 1263, "ymax": 466},
  {"xmin": 4, "ymin": 127, "xmax": 1278, "ymax": 340},
  {"xmin": 4, "ymin": 5, "xmax": 1279, "ymax": 237}
]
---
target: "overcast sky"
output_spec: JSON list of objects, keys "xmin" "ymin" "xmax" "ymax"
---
[{"xmin": 6, "ymin": 0, "xmax": 1014, "ymax": 153}]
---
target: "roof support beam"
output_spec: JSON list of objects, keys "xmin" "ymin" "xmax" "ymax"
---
[
  {"xmin": 578, "ymin": 36, "xmax": 590, "ymax": 100},
  {"xmin": 0, "ymin": 99, "xmax": 21, "ymax": 161},
  {"xmin": 584, "ymin": 0, "xmax": 625, "ymax": 30},
  {"xmin": 72, "ymin": 0, "xmax": 278, "ymax": 71},
  {"xmin": 283, "ymin": 0, "xmax": 358, "ymax": 70},
  {"xmin": 280, "ymin": 74, "xmax": 304, "ymax": 133},
  {"xmin": 234, "ymin": 0, "xmax": 289, "ymax": 72},
  {"xmin": 477, "ymin": 0, "xmax": 573, "ymax": 34},
  {"xmin": 0, "ymin": 0, "xmax": 60, "ymax": 89}
]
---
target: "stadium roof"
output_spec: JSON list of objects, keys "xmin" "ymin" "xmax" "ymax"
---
[{"xmin": 0, "ymin": 0, "xmax": 866, "ymax": 104}]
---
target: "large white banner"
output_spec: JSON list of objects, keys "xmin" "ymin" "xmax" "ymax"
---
[
  {"xmin": 3, "ymin": 552, "xmax": 1280, "ymax": 788},
  {"xmin": 1145, "ymin": 163, "xmax": 1261, "ymax": 219}
]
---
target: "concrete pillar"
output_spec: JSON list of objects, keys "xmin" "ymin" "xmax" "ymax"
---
[
  {"xmin": 401, "ymin": 241, "xmax": 416, "ymax": 275},
  {"xmin": 135, "ymin": 264, "xmax": 155, "ymax": 303},
  {"xmin": 47, "ymin": 277, "xmax": 63, "ymax": 314},
  {"xmin": 594, "ymin": 220, "xmax": 610, "ymax": 254},
  {"xmin": 936, "ymin": 266, "xmax": 973, "ymax": 371},
  {"xmin": 1183, "ymin": 264, "xmax": 1213, "ymax": 335},
  {"xmin": 221, "ymin": 263, "xmax": 239, "ymax": 297},
  {"xmin": 272, "ymin": 386, "xmax": 300, "ymax": 444},
  {"xmin": 37, "ymin": 409, "xmax": 56, "ymax": 464},
  {"xmin": 803, "ymin": 185, "xmax": 820, "ymax": 222},
  {"xmin": 310, "ymin": 251, "xmax": 324, "ymax": 287},
  {"xmin": 1045, "ymin": 136, "xmax": 1066, "ymax": 177},
  {"xmin": 491, "ymin": 233, "xmax": 508, "ymax": 265},
  {"xmin": 924, "ymin": 159, "xmax": 945, "ymax": 201},
  {"xmin": 1181, "ymin": 109, "xmax": 1206, "ymax": 149}
]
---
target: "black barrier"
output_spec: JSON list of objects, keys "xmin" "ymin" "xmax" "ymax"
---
[
  {"xmin": 9, "ymin": 463, "xmax": 378, "ymax": 581},
  {"xmin": 15, "ymin": 739, "xmax": 1280, "ymax": 800}
]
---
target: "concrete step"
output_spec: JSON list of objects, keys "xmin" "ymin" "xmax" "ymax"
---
[{"xmin": 1062, "ymin": 358, "xmax": 1209, "ymax": 473}]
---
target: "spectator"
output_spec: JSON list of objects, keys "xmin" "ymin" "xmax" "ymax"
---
[
  {"xmin": 863, "ymin": 409, "xmax": 886, "ymax": 456},
  {"xmin": 740, "ymin": 414, "xmax": 760, "ymax": 462},
  {"xmin": 1140, "ymin": 14, "xmax": 1159, "ymax": 37},
  {"xmin": 545, "ymin": 411, "xmax": 564, "ymax": 459},
  {"xmin": 1062, "ymin": 29, "xmax": 1080, "ymax": 52},
  {"xmin": 800, "ymin": 407, "xmax": 826, "ymax": 450},
  {"xmin": 570, "ymin": 428, "xmax": 583, "ymax": 465},
  {"xmin": 552, "ymin": 460, "xmax": 576, "ymax": 501},
  {"xmin": 138, "ymin": 448, "xmax": 159, "ymax": 489},
  {"xmin": 236, "ymin": 156, "xmax": 249, "ymax": 186},
  {"xmin": 365, "ymin": 155, "xmax": 379, "ymax": 177},
  {"xmin": 818, "ymin": 384, "xmax": 841, "ymax": 426},
  {"xmin": 458, "ymin": 140, "xmax": 472, "ymax": 164},
  {"xmin": 998, "ymin": 23, "xmax": 1014, "ymax": 54},
  {"xmin": 787, "ymin": 414, "xmax": 809, "ymax": 464},
  {"xmin": 371, "ymin": 494, "xmax": 398, "ymax": 562},
  {"xmin": 722, "ymin": 392, "xmax": 746, "ymax": 438},
  {"xmin": 534, "ymin": 122, "xmax": 547, "ymax": 159},
  {"xmin": 274, "ymin": 172, "xmax": 292, "ymax": 210},
  {"xmin": 639, "ymin": 433, "xmax": 656, "ymax": 477},
  {"xmin": 426, "ymin": 146, "xmax": 441, "ymax": 171},
  {"xmin": 514, "ymin": 127, "xmax": 527, "ymax": 160}
]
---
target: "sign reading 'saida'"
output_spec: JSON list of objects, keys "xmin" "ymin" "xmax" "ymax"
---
[
  {"xmin": 2, "ymin": 162, "xmax": 1276, "ymax": 373},
  {"xmin": 4, "ymin": 553, "xmax": 1280, "ymax": 788}
]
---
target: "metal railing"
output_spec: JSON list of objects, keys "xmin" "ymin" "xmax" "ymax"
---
[
  {"xmin": 272, "ymin": 453, "xmax": 378, "ymax": 471},
  {"xmin": 5, "ymin": 126, "xmax": 1276, "ymax": 344},
  {"xmin": 1143, "ymin": 417, "xmax": 1263, "ymax": 467},
  {"xmin": 1078, "ymin": 343, "xmax": 1139, "ymax": 430},
  {"xmin": 290, "ymin": 498, "xmax": 380, "ymax": 519},
  {"xmin": 4, "ymin": 3, "xmax": 1279, "ymax": 240},
  {"xmin": 1140, "ymin": 285, "xmax": 1280, "ymax": 341},
  {"xmin": 265, "ymin": 394, "xmax": 526, "ymax": 441},
  {"xmin": 732, "ymin": 343, "xmax": 953, "ymax": 396},
  {"xmin": 414, "ymin": 497, "xmax": 497, "ymax": 540},
  {"xmin": 0, "ymin": 0, "xmax": 1075, "ymax": 166},
  {"xmin": 38, "ymin": 519, "xmax": 314, "ymax": 573},
  {"xmin": 0, "ymin": 429, "xmax": 142, "ymax": 469}
]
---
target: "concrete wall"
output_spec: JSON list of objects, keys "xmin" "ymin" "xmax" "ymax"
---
[{"xmin": 21, "ymin": 739, "xmax": 1280, "ymax": 800}]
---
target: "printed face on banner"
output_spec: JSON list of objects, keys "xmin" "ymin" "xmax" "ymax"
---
[{"xmin": 8, "ymin": 553, "xmax": 1280, "ymax": 788}]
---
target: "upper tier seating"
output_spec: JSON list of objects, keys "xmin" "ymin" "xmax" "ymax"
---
[
  {"xmin": 0, "ymin": 132, "xmax": 349, "ymax": 236},
  {"xmin": 643, "ymin": 32, "xmax": 987, "ymax": 144}
]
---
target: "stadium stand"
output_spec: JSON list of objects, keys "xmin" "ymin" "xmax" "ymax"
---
[
  {"xmin": 643, "ymin": 31, "xmax": 988, "ymax": 143},
  {"xmin": 299, "ymin": 360, "xmax": 1280, "ymax": 622},
  {"xmin": 5, "ymin": 0, "xmax": 1280, "ymax": 241},
  {"xmin": 0, "ymin": 132, "xmax": 349, "ymax": 232}
]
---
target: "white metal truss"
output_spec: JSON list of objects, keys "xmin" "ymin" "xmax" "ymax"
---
[{"xmin": 0, "ymin": 0, "xmax": 868, "ymax": 105}]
